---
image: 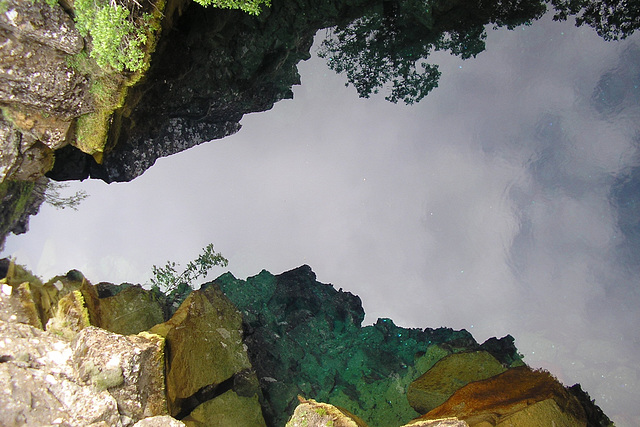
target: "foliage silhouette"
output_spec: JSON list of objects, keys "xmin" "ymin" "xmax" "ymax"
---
[
  {"xmin": 318, "ymin": 0, "xmax": 547, "ymax": 104},
  {"xmin": 550, "ymin": 0, "xmax": 640, "ymax": 40}
]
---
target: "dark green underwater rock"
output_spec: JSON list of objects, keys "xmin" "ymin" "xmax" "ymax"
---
[{"xmin": 211, "ymin": 265, "xmax": 522, "ymax": 427}]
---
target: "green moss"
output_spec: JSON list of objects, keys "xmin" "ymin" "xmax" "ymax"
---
[
  {"xmin": 0, "ymin": 181, "xmax": 37, "ymax": 249},
  {"xmin": 67, "ymin": 0, "xmax": 166, "ymax": 157},
  {"xmin": 93, "ymin": 367, "xmax": 124, "ymax": 390},
  {"xmin": 46, "ymin": 290, "xmax": 91, "ymax": 340}
]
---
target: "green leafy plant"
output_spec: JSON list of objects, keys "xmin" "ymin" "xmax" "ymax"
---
[
  {"xmin": 73, "ymin": 0, "xmax": 154, "ymax": 72},
  {"xmin": 150, "ymin": 244, "xmax": 228, "ymax": 294},
  {"xmin": 192, "ymin": 0, "xmax": 270, "ymax": 16}
]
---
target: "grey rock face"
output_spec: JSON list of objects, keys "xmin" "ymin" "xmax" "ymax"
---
[
  {"xmin": 0, "ymin": 320, "xmax": 122, "ymax": 427},
  {"xmin": 0, "ymin": 0, "xmax": 90, "ymax": 183},
  {"xmin": 49, "ymin": 0, "xmax": 376, "ymax": 182},
  {"xmin": 0, "ymin": 0, "xmax": 84, "ymax": 54},
  {"xmin": 0, "ymin": 281, "xmax": 168, "ymax": 426},
  {"xmin": 72, "ymin": 327, "xmax": 167, "ymax": 421}
]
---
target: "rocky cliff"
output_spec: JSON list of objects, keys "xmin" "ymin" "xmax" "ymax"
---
[
  {"xmin": 0, "ymin": 260, "xmax": 612, "ymax": 426},
  {"xmin": 46, "ymin": 0, "xmax": 375, "ymax": 182}
]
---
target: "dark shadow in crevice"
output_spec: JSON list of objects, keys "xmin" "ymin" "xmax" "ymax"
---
[{"xmin": 174, "ymin": 375, "xmax": 235, "ymax": 420}]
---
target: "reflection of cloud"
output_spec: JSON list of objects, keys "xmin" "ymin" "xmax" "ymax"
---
[
  {"xmin": 610, "ymin": 157, "xmax": 640, "ymax": 273},
  {"xmin": 591, "ymin": 44, "xmax": 640, "ymax": 116},
  {"xmin": 502, "ymin": 41, "xmax": 640, "ymax": 425}
]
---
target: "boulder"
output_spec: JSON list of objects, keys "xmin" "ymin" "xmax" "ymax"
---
[
  {"xmin": 286, "ymin": 397, "xmax": 368, "ymax": 427},
  {"xmin": 149, "ymin": 284, "xmax": 263, "ymax": 422},
  {"xmin": 0, "ymin": 319, "xmax": 121, "ymax": 426},
  {"xmin": 0, "ymin": 0, "xmax": 90, "ymax": 183},
  {"xmin": 407, "ymin": 351, "xmax": 507, "ymax": 414},
  {"xmin": 416, "ymin": 366, "xmax": 587, "ymax": 426},
  {"xmin": 72, "ymin": 327, "xmax": 167, "ymax": 421}
]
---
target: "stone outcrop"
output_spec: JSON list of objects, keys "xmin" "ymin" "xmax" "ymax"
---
[
  {"xmin": 0, "ymin": 261, "xmax": 613, "ymax": 427},
  {"xmin": 0, "ymin": 0, "xmax": 90, "ymax": 183},
  {"xmin": 47, "ymin": 0, "xmax": 377, "ymax": 182}
]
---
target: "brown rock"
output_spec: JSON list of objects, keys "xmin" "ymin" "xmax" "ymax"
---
[
  {"xmin": 407, "ymin": 351, "xmax": 507, "ymax": 414},
  {"xmin": 0, "ymin": 279, "xmax": 43, "ymax": 328},
  {"xmin": 402, "ymin": 418, "xmax": 469, "ymax": 427},
  {"xmin": 416, "ymin": 366, "xmax": 587, "ymax": 426}
]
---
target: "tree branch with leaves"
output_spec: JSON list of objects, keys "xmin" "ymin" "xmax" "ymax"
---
[{"xmin": 150, "ymin": 244, "xmax": 228, "ymax": 294}]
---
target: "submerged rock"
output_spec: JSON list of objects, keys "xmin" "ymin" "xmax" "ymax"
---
[
  {"xmin": 406, "ymin": 351, "xmax": 508, "ymax": 414},
  {"xmin": 0, "ymin": 262, "xmax": 613, "ymax": 426},
  {"xmin": 213, "ymin": 265, "xmax": 522, "ymax": 427},
  {"xmin": 416, "ymin": 366, "xmax": 588, "ymax": 426},
  {"xmin": 97, "ymin": 285, "xmax": 165, "ymax": 335}
]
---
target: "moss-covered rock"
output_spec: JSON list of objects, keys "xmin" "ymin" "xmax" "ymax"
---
[
  {"xmin": 97, "ymin": 285, "xmax": 165, "ymax": 335},
  {"xmin": 286, "ymin": 397, "xmax": 368, "ymax": 427},
  {"xmin": 149, "ymin": 284, "xmax": 258, "ymax": 418},
  {"xmin": 182, "ymin": 389, "xmax": 267, "ymax": 427},
  {"xmin": 46, "ymin": 289, "xmax": 91, "ymax": 340}
]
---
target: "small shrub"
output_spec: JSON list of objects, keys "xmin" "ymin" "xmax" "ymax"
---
[{"xmin": 73, "ymin": 0, "xmax": 153, "ymax": 72}]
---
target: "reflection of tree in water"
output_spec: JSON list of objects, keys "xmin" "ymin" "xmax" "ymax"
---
[
  {"xmin": 319, "ymin": 0, "xmax": 639, "ymax": 104},
  {"xmin": 551, "ymin": 0, "xmax": 640, "ymax": 41}
]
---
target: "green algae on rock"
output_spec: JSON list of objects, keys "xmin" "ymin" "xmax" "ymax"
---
[{"xmin": 212, "ymin": 265, "xmax": 522, "ymax": 427}]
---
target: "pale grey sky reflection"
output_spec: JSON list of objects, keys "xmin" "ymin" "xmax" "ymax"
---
[{"xmin": 3, "ymin": 13, "xmax": 640, "ymax": 426}]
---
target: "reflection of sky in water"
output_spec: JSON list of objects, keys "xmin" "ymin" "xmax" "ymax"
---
[{"xmin": 3, "ymin": 12, "xmax": 640, "ymax": 427}]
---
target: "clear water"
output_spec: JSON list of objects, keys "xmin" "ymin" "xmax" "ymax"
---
[{"xmin": 3, "ymin": 12, "xmax": 640, "ymax": 426}]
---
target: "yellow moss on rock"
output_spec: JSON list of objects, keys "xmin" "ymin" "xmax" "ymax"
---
[{"xmin": 46, "ymin": 289, "xmax": 91, "ymax": 340}]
